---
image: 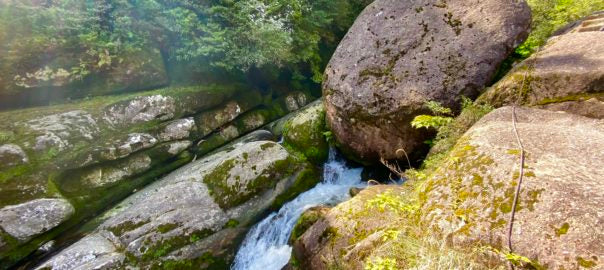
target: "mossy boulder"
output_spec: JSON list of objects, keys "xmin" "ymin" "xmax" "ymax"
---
[
  {"xmin": 477, "ymin": 28, "xmax": 604, "ymax": 118},
  {"xmin": 416, "ymin": 107, "xmax": 604, "ymax": 269},
  {"xmin": 291, "ymin": 185, "xmax": 418, "ymax": 269},
  {"xmin": 294, "ymin": 107, "xmax": 604, "ymax": 269},
  {"xmin": 323, "ymin": 0, "xmax": 531, "ymax": 163},
  {"xmin": 283, "ymin": 100, "xmax": 329, "ymax": 165},
  {"xmin": 35, "ymin": 141, "xmax": 320, "ymax": 269}
]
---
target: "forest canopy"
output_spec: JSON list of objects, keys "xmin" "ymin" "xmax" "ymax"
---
[
  {"xmin": 0, "ymin": 0, "xmax": 602, "ymax": 98},
  {"xmin": 0, "ymin": 0, "xmax": 368, "ymax": 94}
]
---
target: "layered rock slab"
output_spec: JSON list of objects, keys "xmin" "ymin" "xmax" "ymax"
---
[{"xmin": 36, "ymin": 141, "xmax": 319, "ymax": 269}]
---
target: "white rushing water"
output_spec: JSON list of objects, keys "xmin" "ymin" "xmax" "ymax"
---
[{"xmin": 232, "ymin": 148, "xmax": 364, "ymax": 270}]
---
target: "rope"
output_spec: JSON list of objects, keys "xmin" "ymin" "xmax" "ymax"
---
[{"xmin": 506, "ymin": 70, "xmax": 528, "ymax": 269}]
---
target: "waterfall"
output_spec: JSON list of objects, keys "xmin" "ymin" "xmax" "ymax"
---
[{"xmin": 232, "ymin": 148, "xmax": 364, "ymax": 270}]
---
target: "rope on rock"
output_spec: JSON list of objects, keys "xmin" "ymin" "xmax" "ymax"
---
[{"xmin": 506, "ymin": 70, "xmax": 529, "ymax": 270}]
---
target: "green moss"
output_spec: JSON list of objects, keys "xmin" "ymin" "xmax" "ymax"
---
[
  {"xmin": 536, "ymin": 93, "xmax": 604, "ymax": 106},
  {"xmin": 157, "ymin": 252, "xmax": 229, "ymax": 270},
  {"xmin": 272, "ymin": 166, "xmax": 320, "ymax": 210},
  {"xmin": 320, "ymin": 226, "xmax": 339, "ymax": 243},
  {"xmin": 203, "ymin": 147, "xmax": 303, "ymax": 209},
  {"xmin": 282, "ymin": 105, "xmax": 329, "ymax": 165},
  {"xmin": 157, "ymin": 223, "xmax": 179, "ymax": 234},
  {"xmin": 224, "ymin": 219, "xmax": 240, "ymax": 228},
  {"xmin": 140, "ymin": 229, "xmax": 213, "ymax": 261},
  {"xmin": 290, "ymin": 208, "xmax": 325, "ymax": 242},
  {"xmin": 577, "ymin": 257, "xmax": 597, "ymax": 268},
  {"xmin": 107, "ymin": 220, "xmax": 151, "ymax": 237},
  {"xmin": 555, "ymin": 222, "xmax": 570, "ymax": 237},
  {"xmin": 0, "ymin": 131, "xmax": 15, "ymax": 144},
  {"xmin": 260, "ymin": 142, "xmax": 276, "ymax": 151}
]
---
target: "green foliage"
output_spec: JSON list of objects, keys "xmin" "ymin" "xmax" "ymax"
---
[
  {"xmin": 517, "ymin": 0, "xmax": 604, "ymax": 58},
  {"xmin": 0, "ymin": 0, "xmax": 367, "ymax": 92},
  {"xmin": 367, "ymin": 192, "xmax": 418, "ymax": 214},
  {"xmin": 425, "ymin": 101, "xmax": 453, "ymax": 116},
  {"xmin": 411, "ymin": 115, "xmax": 454, "ymax": 130},
  {"xmin": 411, "ymin": 100, "xmax": 455, "ymax": 130},
  {"xmin": 428, "ymin": 98, "xmax": 493, "ymax": 158},
  {"xmin": 411, "ymin": 100, "xmax": 456, "ymax": 131},
  {"xmin": 364, "ymin": 257, "xmax": 397, "ymax": 270}
]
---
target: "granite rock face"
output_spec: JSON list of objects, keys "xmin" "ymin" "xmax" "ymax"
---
[
  {"xmin": 294, "ymin": 107, "xmax": 604, "ymax": 269},
  {"xmin": 417, "ymin": 107, "xmax": 604, "ymax": 269},
  {"xmin": 323, "ymin": 0, "xmax": 531, "ymax": 162},
  {"xmin": 478, "ymin": 25, "xmax": 604, "ymax": 118}
]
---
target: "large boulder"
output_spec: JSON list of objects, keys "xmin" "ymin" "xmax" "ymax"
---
[
  {"xmin": 323, "ymin": 0, "xmax": 531, "ymax": 162},
  {"xmin": 294, "ymin": 107, "xmax": 604, "ymax": 269},
  {"xmin": 477, "ymin": 20, "xmax": 604, "ymax": 118},
  {"xmin": 35, "ymin": 141, "xmax": 319, "ymax": 269},
  {"xmin": 417, "ymin": 107, "xmax": 604, "ymax": 269}
]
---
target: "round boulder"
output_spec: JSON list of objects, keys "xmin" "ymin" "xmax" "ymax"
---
[{"xmin": 323, "ymin": 0, "xmax": 531, "ymax": 162}]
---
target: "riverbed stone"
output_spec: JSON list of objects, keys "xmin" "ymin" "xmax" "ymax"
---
[
  {"xmin": 0, "ymin": 144, "xmax": 28, "ymax": 169},
  {"xmin": 103, "ymin": 133, "xmax": 158, "ymax": 161},
  {"xmin": 0, "ymin": 198, "xmax": 74, "ymax": 243},
  {"xmin": 34, "ymin": 233, "xmax": 125, "ymax": 270},
  {"xmin": 323, "ymin": 0, "xmax": 531, "ymax": 162},
  {"xmin": 24, "ymin": 110, "xmax": 99, "ymax": 152},
  {"xmin": 0, "ymin": 84, "xmax": 249, "ymax": 266}
]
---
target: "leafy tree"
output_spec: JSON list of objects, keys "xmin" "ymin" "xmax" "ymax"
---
[
  {"xmin": 0, "ymin": 0, "xmax": 369, "ymax": 94},
  {"xmin": 517, "ymin": 0, "xmax": 604, "ymax": 57}
]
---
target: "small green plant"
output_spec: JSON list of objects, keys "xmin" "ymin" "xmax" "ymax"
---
[
  {"xmin": 484, "ymin": 246, "xmax": 545, "ymax": 270},
  {"xmin": 367, "ymin": 192, "xmax": 418, "ymax": 214},
  {"xmin": 411, "ymin": 101, "xmax": 454, "ymax": 130},
  {"xmin": 365, "ymin": 257, "xmax": 397, "ymax": 270},
  {"xmin": 0, "ymin": 131, "xmax": 15, "ymax": 144},
  {"xmin": 381, "ymin": 230, "xmax": 401, "ymax": 242},
  {"xmin": 323, "ymin": 130, "xmax": 335, "ymax": 144}
]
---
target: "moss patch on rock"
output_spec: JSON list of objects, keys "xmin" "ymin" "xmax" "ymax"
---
[{"xmin": 282, "ymin": 101, "xmax": 329, "ymax": 165}]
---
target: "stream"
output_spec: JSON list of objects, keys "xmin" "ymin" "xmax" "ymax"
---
[{"xmin": 232, "ymin": 147, "xmax": 365, "ymax": 270}]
